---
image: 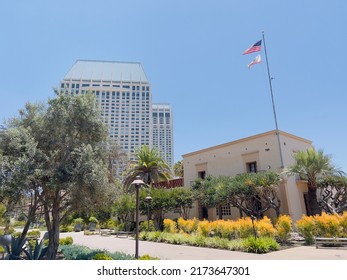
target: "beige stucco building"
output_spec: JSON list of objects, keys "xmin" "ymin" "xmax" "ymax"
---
[{"xmin": 182, "ymin": 130, "xmax": 312, "ymax": 222}]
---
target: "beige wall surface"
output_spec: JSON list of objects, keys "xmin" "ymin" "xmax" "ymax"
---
[{"xmin": 182, "ymin": 130, "xmax": 312, "ymax": 221}]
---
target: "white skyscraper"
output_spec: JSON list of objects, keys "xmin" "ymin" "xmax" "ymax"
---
[
  {"xmin": 152, "ymin": 104, "xmax": 174, "ymax": 167},
  {"xmin": 60, "ymin": 60, "xmax": 174, "ymax": 167},
  {"xmin": 60, "ymin": 60, "xmax": 152, "ymax": 158}
]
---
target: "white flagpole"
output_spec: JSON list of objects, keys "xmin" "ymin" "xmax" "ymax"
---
[{"xmin": 262, "ymin": 31, "xmax": 284, "ymax": 169}]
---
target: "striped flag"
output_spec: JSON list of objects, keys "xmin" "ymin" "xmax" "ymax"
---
[
  {"xmin": 248, "ymin": 55, "xmax": 262, "ymax": 69},
  {"xmin": 243, "ymin": 40, "xmax": 262, "ymax": 55}
]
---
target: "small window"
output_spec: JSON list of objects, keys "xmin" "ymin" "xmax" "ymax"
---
[
  {"xmin": 216, "ymin": 204, "xmax": 232, "ymax": 216},
  {"xmin": 198, "ymin": 171, "xmax": 206, "ymax": 179},
  {"xmin": 247, "ymin": 162, "xmax": 257, "ymax": 173}
]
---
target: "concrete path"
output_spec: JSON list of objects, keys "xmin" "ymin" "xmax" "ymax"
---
[{"xmin": 60, "ymin": 232, "xmax": 347, "ymax": 260}]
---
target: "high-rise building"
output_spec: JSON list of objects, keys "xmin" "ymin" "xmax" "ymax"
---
[
  {"xmin": 152, "ymin": 103, "xmax": 174, "ymax": 167},
  {"xmin": 59, "ymin": 59, "xmax": 174, "ymax": 167},
  {"xmin": 60, "ymin": 60, "xmax": 152, "ymax": 159}
]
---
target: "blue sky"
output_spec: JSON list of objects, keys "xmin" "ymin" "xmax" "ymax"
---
[{"xmin": 0, "ymin": 0, "xmax": 346, "ymax": 173}]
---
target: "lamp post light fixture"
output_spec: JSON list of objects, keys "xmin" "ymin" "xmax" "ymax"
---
[
  {"xmin": 145, "ymin": 196, "xmax": 152, "ymax": 231},
  {"xmin": 131, "ymin": 175, "xmax": 145, "ymax": 259}
]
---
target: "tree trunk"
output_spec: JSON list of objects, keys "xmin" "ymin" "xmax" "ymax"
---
[
  {"xmin": 307, "ymin": 182, "xmax": 322, "ymax": 216},
  {"xmin": 45, "ymin": 200, "xmax": 60, "ymax": 260}
]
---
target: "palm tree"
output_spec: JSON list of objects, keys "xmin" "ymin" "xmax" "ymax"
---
[
  {"xmin": 286, "ymin": 148, "xmax": 337, "ymax": 216},
  {"xmin": 173, "ymin": 160, "xmax": 184, "ymax": 178},
  {"xmin": 123, "ymin": 145, "xmax": 173, "ymax": 191}
]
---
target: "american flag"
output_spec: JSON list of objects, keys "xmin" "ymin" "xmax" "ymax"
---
[{"xmin": 243, "ymin": 40, "xmax": 262, "ymax": 55}]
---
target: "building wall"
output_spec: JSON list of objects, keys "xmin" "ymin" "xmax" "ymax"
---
[
  {"xmin": 152, "ymin": 103, "xmax": 174, "ymax": 167},
  {"xmin": 182, "ymin": 130, "xmax": 312, "ymax": 222}
]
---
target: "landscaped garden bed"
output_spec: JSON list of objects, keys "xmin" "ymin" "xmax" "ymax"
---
[
  {"xmin": 139, "ymin": 215, "xmax": 293, "ymax": 254},
  {"xmin": 139, "ymin": 212, "xmax": 347, "ymax": 253}
]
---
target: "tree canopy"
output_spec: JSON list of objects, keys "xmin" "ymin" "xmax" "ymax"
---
[
  {"xmin": 192, "ymin": 172, "xmax": 281, "ymax": 219},
  {"xmin": 0, "ymin": 93, "xmax": 113, "ymax": 259},
  {"xmin": 123, "ymin": 145, "xmax": 173, "ymax": 190},
  {"xmin": 286, "ymin": 148, "xmax": 338, "ymax": 215}
]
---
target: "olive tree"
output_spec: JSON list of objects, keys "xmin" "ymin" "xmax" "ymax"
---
[{"xmin": 1, "ymin": 93, "xmax": 112, "ymax": 259}]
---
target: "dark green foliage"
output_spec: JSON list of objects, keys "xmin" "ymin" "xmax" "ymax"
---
[
  {"xmin": 192, "ymin": 172, "xmax": 281, "ymax": 219},
  {"xmin": 113, "ymin": 193, "xmax": 135, "ymax": 231},
  {"xmin": 1, "ymin": 93, "xmax": 112, "ymax": 260},
  {"xmin": 59, "ymin": 244, "xmax": 134, "ymax": 260}
]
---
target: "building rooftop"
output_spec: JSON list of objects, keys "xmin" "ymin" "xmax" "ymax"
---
[
  {"xmin": 152, "ymin": 103, "xmax": 171, "ymax": 109},
  {"xmin": 182, "ymin": 130, "xmax": 312, "ymax": 158},
  {"xmin": 63, "ymin": 59, "xmax": 149, "ymax": 83}
]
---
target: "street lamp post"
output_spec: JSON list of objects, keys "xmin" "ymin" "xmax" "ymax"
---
[
  {"xmin": 145, "ymin": 196, "xmax": 152, "ymax": 231},
  {"xmin": 131, "ymin": 176, "xmax": 145, "ymax": 259}
]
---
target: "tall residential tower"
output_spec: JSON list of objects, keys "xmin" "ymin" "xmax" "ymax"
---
[
  {"xmin": 60, "ymin": 60, "xmax": 152, "ymax": 158},
  {"xmin": 152, "ymin": 104, "xmax": 174, "ymax": 167},
  {"xmin": 60, "ymin": 59, "xmax": 173, "ymax": 166}
]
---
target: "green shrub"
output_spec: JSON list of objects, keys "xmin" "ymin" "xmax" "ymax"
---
[
  {"xmin": 92, "ymin": 253, "xmax": 113, "ymax": 260},
  {"xmin": 104, "ymin": 219, "xmax": 117, "ymax": 230},
  {"xmin": 205, "ymin": 237, "xmax": 230, "ymax": 249},
  {"xmin": 12, "ymin": 220, "xmax": 26, "ymax": 228},
  {"xmin": 27, "ymin": 230, "xmax": 41, "ymax": 237},
  {"xmin": 189, "ymin": 235, "xmax": 206, "ymax": 247},
  {"xmin": 88, "ymin": 216, "xmax": 99, "ymax": 224},
  {"xmin": 167, "ymin": 233, "xmax": 189, "ymax": 245},
  {"xmin": 242, "ymin": 236, "xmax": 279, "ymax": 254},
  {"xmin": 147, "ymin": 231, "xmax": 167, "ymax": 242},
  {"xmin": 59, "ymin": 245, "xmax": 134, "ymax": 260},
  {"xmin": 59, "ymin": 236, "xmax": 73, "ymax": 245},
  {"xmin": 139, "ymin": 220, "xmax": 155, "ymax": 232},
  {"xmin": 60, "ymin": 224, "xmax": 74, "ymax": 232},
  {"xmin": 228, "ymin": 239, "xmax": 244, "ymax": 251},
  {"xmin": 139, "ymin": 231, "xmax": 149, "ymax": 241},
  {"xmin": 275, "ymin": 215, "xmax": 293, "ymax": 244},
  {"xmin": 296, "ymin": 215, "xmax": 316, "ymax": 245},
  {"xmin": 73, "ymin": 218, "xmax": 84, "ymax": 224},
  {"xmin": 139, "ymin": 254, "xmax": 160, "ymax": 260}
]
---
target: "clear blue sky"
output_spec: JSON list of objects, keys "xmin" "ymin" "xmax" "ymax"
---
[{"xmin": 1, "ymin": 0, "xmax": 346, "ymax": 173}]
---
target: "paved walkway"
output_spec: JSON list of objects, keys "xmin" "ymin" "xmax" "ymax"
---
[{"xmin": 59, "ymin": 232, "xmax": 347, "ymax": 260}]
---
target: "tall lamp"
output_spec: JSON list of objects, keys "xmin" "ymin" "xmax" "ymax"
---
[{"xmin": 131, "ymin": 175, "xmax": 145, "ymax": 259}]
